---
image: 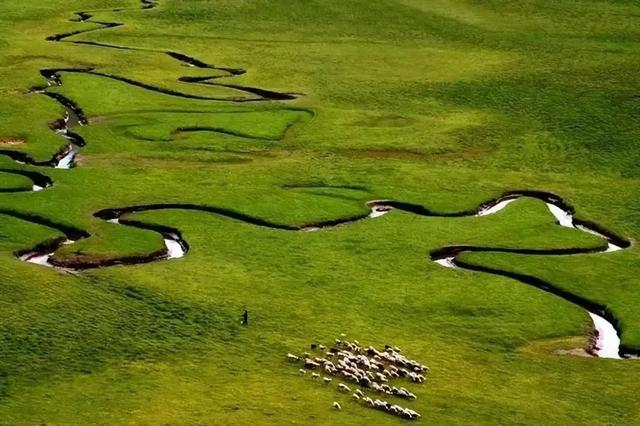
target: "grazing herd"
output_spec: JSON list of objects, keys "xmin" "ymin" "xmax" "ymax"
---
[{"xmin": 287, "ymin": 335, "xmax": 428, "ymax": 420}]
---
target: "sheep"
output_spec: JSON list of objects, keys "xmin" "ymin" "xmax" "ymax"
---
[
  {"xmin": 310, "ymin": 343, "xmax": 317, "ymax": 349},
  {"xmin": 311, "ymin": 372, "xmax": 320, "ymax": 379},
  {"xmin": 373, "ymin": 399, "xmax": 386, "ymax": 409},
  {"xmin": 298, "ymin": 369, "xmax": 306, "ymax": 375},
  {"xmin": 323, "ymin": 376, "xmax": 332, "ymax": 384},
  {"xmin": 396, "ymin": 389, "xmax": 409, "ymax": 398},
  {"xmin": 304, "ymin": 359, "xmax": 320, "ymax": 369},
  {"xmin": 367, "ymin": 346, "xmax": 381, "ymax": 355},
  {"xmin": 354, "ymin": 389, "xmax": 364, "ymax": 397},
  {"xmin": 332, "ymin": 402, "xmax": 342, "ymax": 410},
  {"xmin": 338, "ymin": 383, "xmax": 351, "ymax": 392},
  {"xmin": 407, "ymin": 409, "xmax": 421, "ymax": 418},
  {"xmin": 287, "ymin": 353, "xmax": 299, "ymax": 362},
  {"xmin": 319, "ymin": 344, "xmax": 326, "ymax": 350},
  {"xmin": 352, "ymin": 393, "xmax": 360, "ymax": 401},
  {"xmin": 359, "ymin": 377, "xmax": 372, "ymax": 388},
  {"xmin": 342, "ymin": 372, "xmax": 356, "ymax": 382}
]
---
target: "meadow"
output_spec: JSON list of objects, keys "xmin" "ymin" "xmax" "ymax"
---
[{"xmin": 0, "ymin": 0, "xmax": 639, "ymax": 424}]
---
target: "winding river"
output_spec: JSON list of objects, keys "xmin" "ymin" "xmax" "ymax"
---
[{"xmin": 0, "ymin": 0, "xmax": 635, "ymax": 359}]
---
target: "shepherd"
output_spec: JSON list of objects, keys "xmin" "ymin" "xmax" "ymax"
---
[{"xmin": 241, "ymin": 309, "xmax": 249, "ymax": 326}]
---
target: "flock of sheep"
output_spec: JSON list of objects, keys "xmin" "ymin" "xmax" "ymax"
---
[{"xmin": 287, "ymin": 336, "xmax": 427, "ymax": 420}]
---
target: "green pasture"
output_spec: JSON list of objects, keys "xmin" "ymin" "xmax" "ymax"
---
[{"xmin": 0, "ymin": 0, "xmax": 639, "ymax": 424}]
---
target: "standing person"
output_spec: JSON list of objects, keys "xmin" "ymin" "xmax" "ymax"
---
[{"xmin": 241, "ymin": 309, "xmax": 248, "ymax": 326}]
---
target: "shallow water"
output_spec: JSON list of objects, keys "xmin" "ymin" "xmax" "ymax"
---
[
  {"xmin": 21, "ymin": 252, "xmax": 53, "ymax": 267},
  {"xmin": 588, "ymin": 312, "xmax": 621, "ymax": 359},
  {"xmin": 477, "ymin": 198, "xmax": 516, "ymax": 216},
  {"xmin": 369, "ymin": 206, "xmax": 391, "ymax": 218},
  {"xmin": 546, "ymin": 203, "xmax": 573, "ymax": 228},
  {"xmin": 433, "ymin": 257, "xmax": 457, "ymax": 269},
  {"xmin": 606, "ymin": 243, "xmax": 623, "ymax": 252},
  {"xmin": 165, "ymin": 238, "xmax": 185, "ymax": 259},
  {"xmin": 433, "ymin": 195, "xmax": 626, "ymax": 359},
  {"xmin": 55, "ymin": 148, "xmax": 75, "ymax": 169}
]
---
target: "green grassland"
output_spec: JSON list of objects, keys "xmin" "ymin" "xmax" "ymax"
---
[{"xmin": 1, "ymin": 0, "xmax": 640, "ymax": 424}]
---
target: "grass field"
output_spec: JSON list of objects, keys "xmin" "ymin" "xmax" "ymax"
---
[{"xmin": 1, "ymin": 0, "xmax": 640, "ymax": 424}]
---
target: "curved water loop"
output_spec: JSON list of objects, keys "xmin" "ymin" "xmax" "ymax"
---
[
  {"xmin": 8, "ymin": 191, "xmax": 635, "ymax": 358},
  {"xmin": 1, "ymin": 0, "xmax": 634, "ymax": 361},
  {"xmin": 425, "ymin": 192, "xmax": 631, "ymax": 359}
]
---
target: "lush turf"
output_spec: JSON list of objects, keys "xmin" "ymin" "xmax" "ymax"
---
[{"xmin": 1, "ymin": 0, "xmax": 640, "ymax": 424}]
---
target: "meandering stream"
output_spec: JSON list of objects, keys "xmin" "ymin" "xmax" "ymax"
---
[{"xmin": 0, "ymin": 0, "xmax": 635, "ymax": 359}]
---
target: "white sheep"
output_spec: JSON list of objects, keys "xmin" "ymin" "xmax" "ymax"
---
[
  {"xmin": 338, "ymin": 383, "xmax": 351, "ymax": 392},
  {"xmin": 323, "ymin": 376, "xmax": 332, "ymax": 384},
  {"xmin": 408, "ymin": 409, "xmax": 421, "ymax": 418},
  {"xmin": 304, "ymin": 359, "xmax": 320, "ymax": 369},
  {"xmin": 287, "ymin": 353, "xmax": 299, "ymax": 362},
  {"xmin": 332, "ymin": 401, "xmax": 342, "ymax": 410}
]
